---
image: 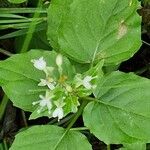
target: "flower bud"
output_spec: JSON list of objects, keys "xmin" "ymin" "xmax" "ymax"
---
[{"xmin": 56, "ymin": 54, "xmax": 63, "ymax": 67}]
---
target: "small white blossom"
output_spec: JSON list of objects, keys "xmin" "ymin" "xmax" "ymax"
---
[
  {"xmin": 56, "ymin": 54, "xmax": 63, "ymax": 67},
  {"xmin": 52, "ymin": 107, "xmax": 64, "ymax": 121},
  {"xmin": 32, "ymin": 92, "xmax": 53, "ymax": 114},
  {"xmin": 75, "ymin": 74, "xmax": 96, "ymax": 90},
  {"xmin": 38, "ymin": 79, "xmax": 56, "ymax": 90},
  {"xmin": 31, "ymin": 57, "xmax": 46, "ymax": 71},
  {"xmin": 52, "ymin": 100, "xmax": 65, "ymax": 121},
  {"xmin": 82, "ymin": 76, "xmax": 93, "ymax": 89},
  {"xmin": 75, "ymin": 74, "xmax": 97, "ymax": 90}
]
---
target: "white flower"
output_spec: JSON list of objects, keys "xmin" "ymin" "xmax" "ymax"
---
[
  {"xmin": 75, "ymin": 74, "xmax": 96, "ymax": 90},
  {"xmin": 32, "ymin": 92, "xmax": 53, "ymax": 114},
  {"xmin": 31, "ymin": 57, "xmax": 46, "ymax": 70},
  {"xmin": 52, "ymin": 100, "xmax": 65, "ymax": 121},
  {"xmin": 56, "ymin": 54, "xmax": 63, "ymax": 67},
  {"xmin": 82, "ymin": 76, "xmax": 93, "ymax": 89},
  {"xmin": 38, "ymin": 78, "xmax": 56, "ymax": 90},
  {"xmin": 52, "ymin": 107, "xmax": 64, "ymax": 121}
]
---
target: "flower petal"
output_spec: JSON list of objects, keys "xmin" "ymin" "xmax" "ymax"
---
[
  {"xmin": 31, "ymin": 57, "xmax": 46, "ymax": 70},
  {"xmin": 38, "ymin": 79, "xmax": 47, "ymax": 86},
  {"xmin": 52, "ymin": 107, "xmax": 64, "ymax": 121},
  {"xmin": 47, "ymin": 82, "xmax": 56, "ymax": 90}
]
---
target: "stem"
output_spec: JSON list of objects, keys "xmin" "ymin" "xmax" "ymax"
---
[
  {"xmin": 70, "ymin": 127, "xmax": 89, "ymax": 131},
  {"xmin": 21, "ymin": 110, "xmax": 28, "ymax": 127},
  {"xmin": 82, "ymin": 96, "xmax": 99, "ymax": 102},
  {"xmin": 20, "ymin": 0, "xmax": 42, "ymax": 53},
  {"xmin": 3, "ymin": 139, "xmax": 8, "ymax": 150},
  {"xmin": 67, "ymin": 100, "xmax": 88, "ymax": 130},
  {"xmin": 53, "ymin": 101, "xmax": 88, "ymax": 150},
  {"xmin": 142, "ymin": 40, "xmax": 150, "ymax": 46},
  {"xmin": 0, "ymin": 95, "xmax": 9, "ymax": 121},
  {"xmin": 0, "ymin": 48, "xmax": 13, "ymax": 57},
  {"xmin": 135, "ymin": 64, "xmax": 150, "ymax": 75},
  {"xmin": 107, "ymin": 144, "xmax": 111, "ymax": 150},
  {"xmin": 56, "ymin": 114, "xmax": 74, "ymax": 126},
  {"xmin": 48, "ymin": 118, "xmax": 58, "ymax": 125}
]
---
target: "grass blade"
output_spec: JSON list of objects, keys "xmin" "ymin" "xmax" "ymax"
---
[{"xmin": 0, "ymin": 8, "xmax": 47, "ymax": 14}]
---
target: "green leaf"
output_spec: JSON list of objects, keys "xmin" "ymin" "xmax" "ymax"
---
[
  {"xmin": 47, "ymin": 0, "xmax": 73, "ymax": 51},
  {"xmin": 10, "ymin": 125, "xmax": 92, "ymax": 150},
  {"xmin": 120, "ymin": 143, "xmax": 146, "ymax": 150},
  {"xmin": 47, "ymin": 0, "xmax": 141, "ymax": 65},
  {"xmin": 0, "ymin": 50, "xmax": 75, "ymax": 112},
  {"xmin": 83, "ymin": 71, "xmax": 150, "ymax": 144},
  {"xmin": 8, "ymin": 0, "xmax": 27, "ymax": 4}
]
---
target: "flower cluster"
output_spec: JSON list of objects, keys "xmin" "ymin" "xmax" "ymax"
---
[{"xmin": 31, "ymin": 54, "xmax": 97, "ymax": 121}]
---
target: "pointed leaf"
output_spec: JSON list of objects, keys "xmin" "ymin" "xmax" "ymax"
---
[
  {"xmin": 10, "ymin": 125, "xmax": 92, "ymax": 150},
  {"xmin": 47, "ymin": 0, "xmax": 141, "ymax": 65},
  {"xmin": 83, "ymin": 71, "xmax": 150, "ymax": 144}
]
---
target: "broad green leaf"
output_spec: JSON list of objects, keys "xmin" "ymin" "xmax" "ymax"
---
[
  {"xmin": 47, "ymin": 0, "xmax": 73, "ymax": 50},
  {"xmin": 8, "ymin": 0, "xmax": 27, "ymax": 4},
  {"xmin": 83, "ymin": 71, "xmax": 150, "ymax": 144},
  {"xmin": 0, "ymin": 50, "xmax": 75, "ymax": 112},
  {"xmin": 10, "ymin": 125, "xmax": 92, "ymax": 150},
  {"xmin": 47, "ymin": 0, "xmax": 141, "ymax": 65},
  {"xmin": 120, "ymin": 143, "xmax": 146, "ymax": 150}
]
